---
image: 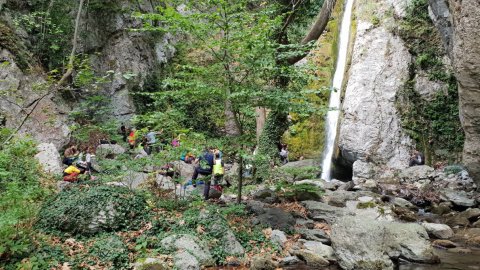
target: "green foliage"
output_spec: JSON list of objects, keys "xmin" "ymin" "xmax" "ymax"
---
[
  {"xmin": 396, "ymin": 0, "xmax": 464, "ymax": 163},
  {"xmin": 0, "ymin": 131, "xmax": 52, "ymax": 267},
  {"xmin": 443, "ymin": 165, "xmax": 464, "ymax": 175},
  {"xmin": 88, "ymin": 234, "xmax": 130, "ymax": 269},
  {"xmin": 69, "ymin": 95, "xmax": 112, "ymax": 125},
  {"xmin": 37, "ymin": 185, "xmax": 149, "ymax": 236},
  {"xmin": 12, "ymin": 1, "xmax": 74, "ymax": 70},
  {"xmin": 0, "ymin": 21, "xmax": 30, "ymax": 70},
  {"xmin": 357, "ymin": 201, "xmax": 376, "ymax": 209},
  {"xmin": 274, "ymin": 181, "xmax": 323, "ymax": 201}
]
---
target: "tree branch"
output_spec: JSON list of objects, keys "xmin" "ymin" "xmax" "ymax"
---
[{"xmin": 287, "ymin": 0, "xmax": 337, "ymax": 64}]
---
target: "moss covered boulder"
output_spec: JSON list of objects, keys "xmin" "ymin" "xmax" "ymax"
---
[{"xmin": 37, "ymin": 185, "xmax": 148, "ymax": 236}]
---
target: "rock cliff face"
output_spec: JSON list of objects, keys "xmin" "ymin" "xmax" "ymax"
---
[
  {"xmin": 0, "ymin": 1, "xmax": 175, "ymax": 147},
  {"xmin": 449, "ymin": 0, "xmax": 480, "ymax": 184},
  {"xmin": 337, "ymin": 0, "xmax": 414, "ymax": 171},
  {"xmin": 429, "ymin": 0, "xmax": 480, "ymax": 184},
  {"xmin": 78, "ymin": 0, "xmax": 176, "ymax": 120}
]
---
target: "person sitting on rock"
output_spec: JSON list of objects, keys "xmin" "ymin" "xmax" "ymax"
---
[
  {"xmin": 128, "ymin": 128, "xmax": 137, "ymax": 150},
  {"xmin": 63, "ymin": 145, "xmax": 79, "ymax": 166},
  {"xmin": 409, "ymin": 150, "xmax": 425, "ymax": 167},
  {"xmin": 279, "ymin": 144, "xmax": 289, "ymax": 165}
]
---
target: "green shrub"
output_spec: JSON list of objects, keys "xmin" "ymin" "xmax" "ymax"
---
[
  {"xmin": 89, "ymin": 234, "xmax": 130, "ymax": 269},
  {"xmin": 0, "ymin": 133, "xmax": 52, "ymax": 265},
  {"xmin": 37, "ymin": 185, "xmax": 149, "ymax": 236}
]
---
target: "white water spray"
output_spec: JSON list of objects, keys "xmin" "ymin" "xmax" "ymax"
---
[{"xmin": 320, "ymin": 0, "xmax": 354, "ymax": 181}]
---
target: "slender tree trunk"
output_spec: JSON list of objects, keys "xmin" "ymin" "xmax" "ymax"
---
[
  {"xmin": 237, "ymin": 154, "xmax": 243, "ymax": 204},
  {"xmin": 225, "ymin": 98, "xmax": 241, "ymax": 136},
  {"xmin": 256, "ymin": 107, "xmax": 268, "ymax": 142}
]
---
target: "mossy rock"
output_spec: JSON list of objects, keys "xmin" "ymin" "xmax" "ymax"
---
[
  {"xmin": 0, "ymin": 20, "xmax": 30, "ymax": 71},
  {"xmin": 37, "ymin": 185, "xmax": 148, "ymax": 236}
]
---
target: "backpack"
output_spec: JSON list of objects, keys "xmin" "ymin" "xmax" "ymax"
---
[{"xmin": 213, "ymin": 159, "xmax": 224, "ymax": 176}]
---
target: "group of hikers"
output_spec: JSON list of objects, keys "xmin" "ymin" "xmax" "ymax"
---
[{"xmin": 60, "ymin": 124, "xmax": 237, "ymax": 200}]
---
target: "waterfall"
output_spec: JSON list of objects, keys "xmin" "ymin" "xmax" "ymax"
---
[{"xmin": 320, "ymin": 0, "xmax": 354, "ymax": 181}]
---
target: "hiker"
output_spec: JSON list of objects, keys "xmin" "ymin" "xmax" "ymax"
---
[
  {"xmin": 120, "ymin": 123, "xmax": 127, "ymax": 142},
  {"xmin": 409, "ymin": 150, "xmax": 425, "ymax": 167},
  {"xmin": 279, "ymin": 144, "xmax": 289, "ymax": 164},
  {"xmin": 204, "ymin": 149, "xmax": 225, "ymax": 200},
  {"xmin": 63, "ymin": 145, "xmax": 79, "ymax": 165},
  {"xmin": 180, "ymin": 151, "xmax": 196, "ymax": 164},
  {"xmin": 135, "ymin": 142, "xmax": 148, "ymax": 159},
  {"xmin": 63, "ymin": 164, "xmax": 83, "ymax": 182},
  {"xmin": 128, "ymin": 128, "xmax": 137, "ymax": 149},
  {"xmin": 145, "ymin": 129, "xmax": 162, "ymax": 154},
  {"xmin": 189, "ymin": 147, "xmax": 214, "ymax": 187}
]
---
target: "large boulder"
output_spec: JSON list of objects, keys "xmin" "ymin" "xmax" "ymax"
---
[
  {"xmin": 441, "ymin": 189, "xmax": 476, "ymax": 207},
  {"xmin": 399, "ymin": 166, "xmax": 435, "ymax": 182},
  {"xmin": 172, "ymin": 161, "xmax": 195, "ymax": 179},
  {"xmin": 37, "ymin": 185, "xmax": 147, "ymax": 236},
  {"xmin": 35, "ymin": 143, "xmax": 62, "ymax": 174},
  {"xmin": 96, "ymin": 144, "xmax": 126, "ymax": 159},
  {"xmin": 302, "ymin": 201, "xmax": 353, "ymax": 223},
  {"xmin": 331, "ymin": 216, "xmax": 439, "ymax": 270},
  {"xmin": 422, "ymin": 222, "xmax": 454, "ymax": 239},
  {"xmin": 255, "ymin": 207, "xmax": 295, "ymax": 231},
  {"xmin": 160, "ymin": 234, "xmax": 214, "ymax": 266}
]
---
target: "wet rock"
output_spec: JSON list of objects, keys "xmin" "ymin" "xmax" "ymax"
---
[
  {"xmin": 441, "ymin": 189, "xmax": 476, "ymax": 207},
  {"xmin": 331, "ymin": 216, "xmax": 439, "ymax": 270},
  {"xmin": 280, "ymin": 256, "xmax": 301, "ymax": 266},
  {"xmin": 432, "ymin": 239, "xmax": 457, "ymax": 248},
  {"xmin": 35, "ymin": 143, "xmax": 62, "ymax": 174},
  {"xmin": 393, "ymin": 197, "xmax": 416, "ymax": 209},
  {"xmin": 392, "ymin": 206, "xmax": 417, "ymax": 222},
  {"xmin": 96, "ymin": 144, "xmax": 126, "ymax": 159},
  {"xmin": 301, "ymin": 240, "xmax": 335, "ymax": 261},
  {"xmin": 431, "ymin": 202, "xmax": 453, "ymax": 215},
  {"xmin": 453, "ymin": 228, "xmax": 480, "ymax": 247},
  {"xmin": 174, "ymin": 250, "xmax": 199, "ymax": 270},
  {"xmin": 250, "ymin": 255, "xmax": 277, "ymax": 270},
  {"xmin": 449, "ymin": 247, "xmax": 472, "ymax": 254},
  {"xmin": 256, "ymin": 207, "xmax": 295, "ymax": 231},
  {"xmin": 160, "ymin": 234, "xmax": 213, "ymax": 266},
  {"xmin": 296, "ymin": 228, "xmax": 331, "ymax": 244},
  {"xmin": 422, "ymin": 222, "xmax": 454, "ymax": 239},
  {"xmin": 302, "ymin": 201, "xmax": 352, "ymax": 223},
  {"xmin": 291, "ymin": 250, "xmax": 330, "ymax": 267},
  {"xmin": 270, "ymin": 230, "xmax": 287, "ymax": 248}
]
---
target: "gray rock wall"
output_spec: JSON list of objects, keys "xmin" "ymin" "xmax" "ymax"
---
[
  {"xmin": 449, "ymin": 0, "xmax": 480, "ymax": 184},
  {"xmin": 430, "ymin": 0, "xmax": 480, "ymax": 183},
  {"xmin": 338, "ymin": 8, "xmax": 414, "ymax": 170}
]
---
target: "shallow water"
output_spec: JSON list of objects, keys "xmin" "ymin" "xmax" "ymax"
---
[{"xmin": 399, "ymin": 248, "xmax": 480, "ymax": 270}]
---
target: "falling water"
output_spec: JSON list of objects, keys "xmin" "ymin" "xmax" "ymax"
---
[{"xmin": 320, "ymin": 0, "xmax": 354, "ymax": 181}]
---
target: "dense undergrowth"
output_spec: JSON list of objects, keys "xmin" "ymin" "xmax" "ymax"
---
[{"xmin": 396, "ymin": 0, "xmax": 464, "ymax": 164}]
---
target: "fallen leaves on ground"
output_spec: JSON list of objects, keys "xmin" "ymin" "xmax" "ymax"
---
[{"xmin": 272, "ymin": 201, "xmax": 308, "ymax": 218}]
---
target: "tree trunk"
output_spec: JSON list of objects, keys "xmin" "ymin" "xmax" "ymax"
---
[
  {"xmin": 224, "ymin": 99, "xmax": 241, "ymax": 136},
  {"xmin": 237, "ymin": 154, "xmax": 243, "ymax": 204},
  {"xmin": 256, "ymin": 107, "xmax": 268, "ymax": 142},
  {"xmin": 288, "ymin": 0, "xmax": 337, "ymax": 64}
]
